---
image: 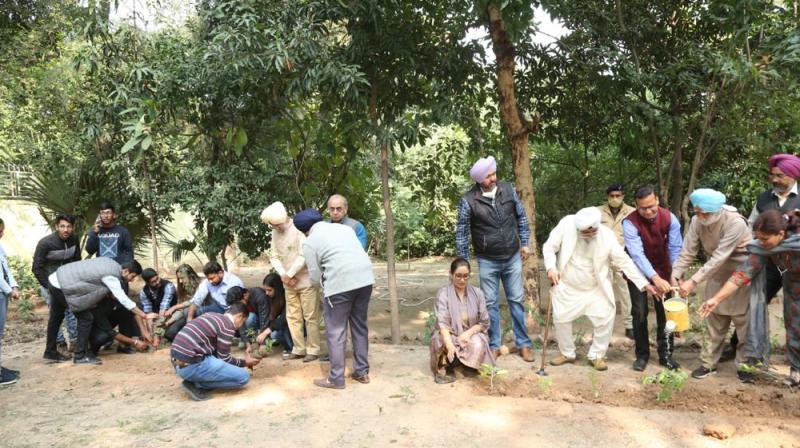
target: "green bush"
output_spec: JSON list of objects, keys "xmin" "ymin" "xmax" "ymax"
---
[{"xmin": 7, "ymin": 255, "xmax": 38, "ymax": 292}]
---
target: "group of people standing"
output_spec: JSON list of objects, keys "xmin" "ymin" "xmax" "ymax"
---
[
  {"xmin": 2, "ymin": 152, "xmax": 800, "ymax": 394},
  {"xmin": 431, "ymin": 152, "xmax": 800, "ymax": 389}
]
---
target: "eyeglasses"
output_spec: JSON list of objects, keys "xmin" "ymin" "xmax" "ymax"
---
[
  {"xmin": 768, "ymin": 172, "xmax": 788, "ymax": 180},
  {"xmin": 453, "ymin": 273, "xmax": 470, "ymax": 280}
]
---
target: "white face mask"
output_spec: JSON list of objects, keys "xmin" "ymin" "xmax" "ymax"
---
[{"xmin": 698, "ymin": 212, "xmax": 722, "ymax": 226}]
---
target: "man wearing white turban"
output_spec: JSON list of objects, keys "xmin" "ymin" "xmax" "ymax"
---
[
  {"xmin": 261, "ymin": 202, "xmax": 321, "ymax": 362},
  {"xmin": 456, "ymin": 156, "xmax": 535, "ymax": 362},
  {"xmin": 543, "ymin": 207, "xmax": 654, "ymax": 370}
]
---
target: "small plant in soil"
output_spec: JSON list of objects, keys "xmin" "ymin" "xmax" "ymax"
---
[
  {"xmin": 642, "ymin": 369, "xmax": 689, "ymax": 403},
  {"xmin": 15, "ymin": 293, "xmax": 35, "ymax": 320},
  {"xmin": 479, "ymin": 363, "xmax": 507, "ymax": 394},
  {"xmin": 588, "ymin": 371, "xmax": 601, "ymax": 399},
  {"xmin": 537, "ymin": 375, "xmax": 553, "ymax": 393},
  {"xmin": 423, "ymin": 311, "xmax": 436, "ymax": 346},
  {"xmin": 388, "ymin": 386, "xmax": 417, "ymax": 403}
]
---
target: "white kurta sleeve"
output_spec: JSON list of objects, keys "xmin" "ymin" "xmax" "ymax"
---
[{"xmin": 543, "ymin": 220, "xmax": 566, "ymax": 272}]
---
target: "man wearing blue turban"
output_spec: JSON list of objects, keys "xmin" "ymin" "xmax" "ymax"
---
[{"xmin": 672, "ymin": 189, "xmax": 754, "ymax": 383}]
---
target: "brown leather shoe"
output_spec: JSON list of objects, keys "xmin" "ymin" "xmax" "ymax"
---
[
  {"xmin": 588, "ymin": 358, "xmax": 608, "ymax": 371},
  {"xmin": 549, "ymin": 355, "xmax": 576, "ymax": 366},
  {"xmin": 350, "ymin": 373, "xmax": 370, "ymax": 384},
  {"xmin": 491, "ymin": 348, "xmax": 502, "ymax": 359},
  {"xmin": 519, "ymin": 347, "xmax": 535, "ymax": 363}
]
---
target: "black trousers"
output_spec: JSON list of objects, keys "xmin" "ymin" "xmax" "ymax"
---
[
  {"xmin": 163, "ymin": 315, "xmax": 187, "ymax": 341},
  {"xmin": 44, "ymin": 286, "xmax": 69, "ymax": 356},
  {"xmin": 627, "ymin": 280, "xmax": 673, "ymax": 360},
  {"xmin": 74, "ymin": 297, "xmax": 138, "ymax": 358}
]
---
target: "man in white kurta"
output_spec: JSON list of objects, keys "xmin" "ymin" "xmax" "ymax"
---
[{"xmin": 543, "ymin": 207, "xmax": 654, "ymax": 370}]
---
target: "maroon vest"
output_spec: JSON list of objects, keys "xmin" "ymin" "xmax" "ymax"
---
[{"xmin": 625, "ymin": 207, "xmax": 673, "ymax": 279}]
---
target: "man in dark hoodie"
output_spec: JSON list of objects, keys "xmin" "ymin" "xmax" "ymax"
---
[
  {"xmin": 86, "ymin": 202, "xmax": 133, "ymax": 264},
  {"xmin": 33, "ymin": 214, "xmax": 81, "ymax": 361}
]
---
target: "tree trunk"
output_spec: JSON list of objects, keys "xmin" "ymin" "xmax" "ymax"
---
[
  {"xmin": 149, "ymin": 206, "xmax": 160, "ymax": 271},
  {"xmin": 668, "ymin": 143, "xmax": 683, "ymax": 213},
  {"xmin": 370, "ymin": 82, "xmax": 401, "ymax": 344},
  {"xmin": 380, "ymin": 142, "xmax": 400, "ymax": 344},
  {"xmin": 486, "ymin": 3, "xmax": 541, "ymax": 313}
]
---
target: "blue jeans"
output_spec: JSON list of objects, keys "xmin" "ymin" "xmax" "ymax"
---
[
  {"xmin": 194, "ymin": 302, "xmax": 225, "ymax": 318},
  {"xmin": 176, "ymin": 356, "xmax": 250, "ymax": 390},
  {"xmin": 0, "ymin": 292, "xmax": 7, "ymax": 367},
  {"xmin": 245, "ymin": 312, "xmax": 293, "ymax": 351},
  {"xmin": 41, "ymin": 287, "xmax": 77, "ymax": 342},
  {"xmin": 477, "ymin": 253, "xmax": 531, "ymax": 349}
]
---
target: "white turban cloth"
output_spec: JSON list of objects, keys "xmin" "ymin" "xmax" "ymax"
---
[
  {"xmin": 574, "ymin": 207, "xmax": 601, "ymax": 231},
  {"xmin": 261, "ymin": 201, "xmax": 288, "ymax": 225}
]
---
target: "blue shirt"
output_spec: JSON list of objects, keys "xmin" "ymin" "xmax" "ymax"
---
[
  {"xmin": 0, "ymin": 245, "xmax": 18, "ymax": 295},
  {"xmin": 190, "ymin": 272, "xmax": 244, "ymax": 309},
  {"xmin": 455, "ymin": 186, "xmax": 531, "ymax": 260},
  {"xmin": 622, "ymin": 212, "xmax": 683, "ymax": 280}
]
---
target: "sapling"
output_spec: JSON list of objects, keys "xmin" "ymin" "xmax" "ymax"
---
[
  {"xmin": 479, "ymin": 363, "xmax": 508, "ymax": 394},
  {"xmin": 588, "ymin": 371, "xmax": 601, "ymax": 399},
  {"xmin": 537, "ymin": 375, "xmax": 553, "ymax": 393},
  {"xmin": 642, "ymin": 369, "xmax": 688, "ymax": 403},
  {"xmin": 423, "ymin": 311, "xmax": 437, "ymax": 346}
]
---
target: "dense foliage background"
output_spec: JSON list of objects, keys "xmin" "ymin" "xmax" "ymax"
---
[{"xmin": 2, "ymin": 0, "xmax": 799, "ymax": 260}]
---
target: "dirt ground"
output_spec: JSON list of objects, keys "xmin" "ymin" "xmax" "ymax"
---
[{"xmin": 1, "ymin": 258, "xmax": 799, "ymax": 447}]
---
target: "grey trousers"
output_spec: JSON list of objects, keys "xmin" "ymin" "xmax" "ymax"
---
[{"xmin": 322, "ymin": 285, "xmax": 372, "ymax": 385}]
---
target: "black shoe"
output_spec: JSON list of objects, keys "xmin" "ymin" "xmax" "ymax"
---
[
  {"xmin": 659, "ymin": 356, "xmax": 681, "ymax": 370},
  {"xmin": 737, "ymin": 370, "xmax": 755, "ymax": 384},
  {"xmin": 434, "ymin": 373, "xmax": 456, "ymax": 384},
  {"xmin": 691, "ymin": 366, "xmax": 717, "ymax": 379},
  {"xmin": 719, "ymin": 345, "xmax": 736, "ymax": 363},
  {"xmin": 116, "ymin": 345, "xmax": 135, "ymax": 355},
  {"xmin": 319, "ymin": 354, "xmax": 330, "ymax": 362},
  {"xmin": 625, "ymin": 329, "xmax": 635, "ymax": 340},
  {"xmin": 181, "ymin": 380, "xmax": 210, "ymax": 401},
  {"xmin": 73, "ymin": 356, "xmax": 102, "ymax": 365},
  {"xmin": 0, "ymin": 369, "xmax": 18, "ymax": 386},
  {"xmin": 632, "ymin": 358, "xmax": 648, "ymax": 371},
  {"xmin": 1, "ymin": 366, "xmax": 20, "ymax": 376},
  {"xmin": 43, "ymin": 351, "xmax": 71, "ymax": 363}
]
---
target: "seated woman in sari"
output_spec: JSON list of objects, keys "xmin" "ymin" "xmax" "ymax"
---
[
  {"xmin": 429, "ymin": 257, "xmax": 494, "ymax": 384},
  {"xmin": 701, "ymin": 209, "xmax": 800, "ymax": 387}
]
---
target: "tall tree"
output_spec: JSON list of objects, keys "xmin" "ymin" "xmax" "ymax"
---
[{"xmin": 477, "ymin": 1, "xmax": 542, "ymax": 311}]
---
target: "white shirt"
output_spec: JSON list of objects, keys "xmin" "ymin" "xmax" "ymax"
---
[{"xmin": 48, "ymin": 271, "xmax": 136, "ymax": 310}]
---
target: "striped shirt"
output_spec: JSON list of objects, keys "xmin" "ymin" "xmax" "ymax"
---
[
  {"xmin": 138, "ymin": 281, "xmax": 176, "ymax": 313},
  {"xmin": 170, "ymin": 313, "xmax": 244, "ymax": 367}
]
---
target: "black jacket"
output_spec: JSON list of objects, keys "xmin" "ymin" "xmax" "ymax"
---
[
  {"xmin": 32, "ymin": 232, "xmax": 82, "ymax": 289},
  {"xmin": 248, "ymin": 287, "xmax": 287, "ymax": 333},
  {"xmin": 462, "ymin": 181, "xmax": 522, "ymax": 260}
]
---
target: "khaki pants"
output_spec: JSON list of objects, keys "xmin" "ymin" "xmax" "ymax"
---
[
  {"xmin": 286, "ymin": 286, "xmax": 321, "ymax": 356},
  {"xmin": 612, "ymin": 270, "xmax": 633, "ymax": 329},
  {"xmin": 701, "ymin": 311, "xmax": 748, "ymax": 369}
]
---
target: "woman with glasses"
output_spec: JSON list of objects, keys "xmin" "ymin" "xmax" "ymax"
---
[{"xmin": 429, "ymin": 257, "xmax": 494, "ymax": 384}]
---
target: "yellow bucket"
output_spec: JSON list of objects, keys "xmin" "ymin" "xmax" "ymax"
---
[{"xmin": 663, "ymin": 297, "xmax": 690, "ymax": 332}]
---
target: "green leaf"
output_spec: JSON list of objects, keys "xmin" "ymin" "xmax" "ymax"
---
[
  {"xmin": 232, "ymin": 127, "xmax": 248, "ymax": 155},
  {"xmin": 141, "ymin": 136, "xmax": 152, "ymax": 150},
  {"xmin": 120, "ymin": 137, "xmax": 142, "ymax": 154}
]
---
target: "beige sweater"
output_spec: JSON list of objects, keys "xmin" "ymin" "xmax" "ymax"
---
[{"xmin": 269, "ymin": 222, "xmax": 311, "ymax": 290}]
